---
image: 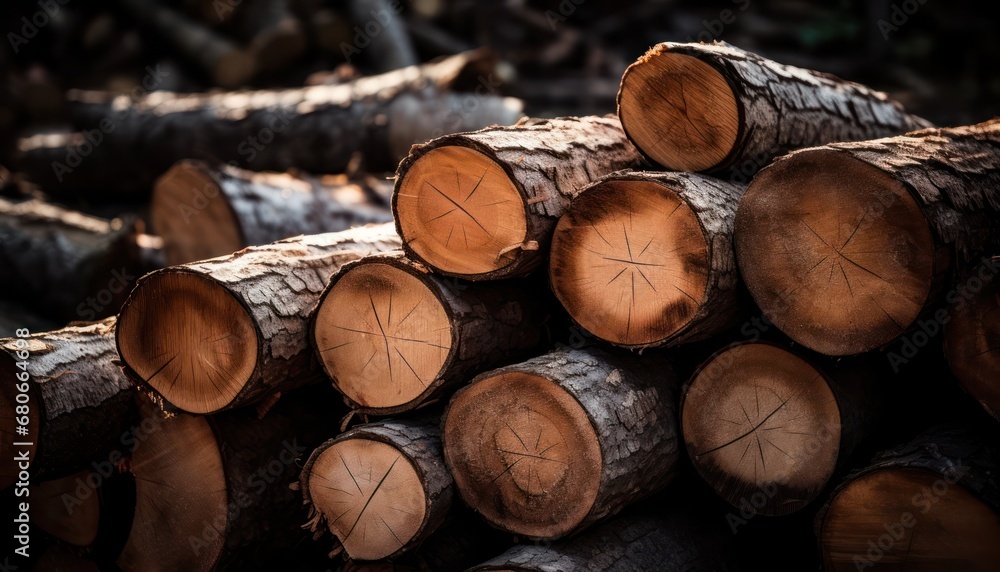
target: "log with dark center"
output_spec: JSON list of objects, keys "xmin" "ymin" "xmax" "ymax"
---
[
  {"xmin": 0, "ymin": 318, "xmax": 135, "ymax": 489},
  {"xmin": 735, "ymin": 119, "xmax": 1000, "ymax": 355},
  {"xmin": 549, "ymin": 170, "xmax": 745, "ymax": 348},
  {"xmin": 817, "ymin": 426, "xmax": 1000, "ymax": 571},
  {"xmin": 312, "ymin": 252, "xmax": 550, "ymax": 414},
  {"xmin": 116, "ymin": 224, "xmax": 400, "ymax": 414},
  {"xmin": 617, "ymin": 42, "xmax": 931, "ymax": 173},
  {"xmin": 393, "ymin": 115, "xmax": 644, "ymax": 280},
  {"xmin": 944, "ymin": 257, "xmax": 1000, "ymax": 421},
  {"xmin": 152, "ymin": 159, "xmax": 392, "ymax": 265},
  {"xmin": 300, "ymin": 418, "xmax": 452, "ymax": 561},
  {"xmin": 682, "ymin": 342, "xmax": 878, "ymax": 516},
  {"xmin": 442, "ymin": 347, "xmax": 679, "ymax": 540}
]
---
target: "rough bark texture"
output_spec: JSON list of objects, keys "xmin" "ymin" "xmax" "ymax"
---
[
  {"xmin": 152, "ymin": 159, "xmax": 392, "ymax": 265},
  {"xmin": 0, "ymin": 318, "xmax": 135, "ymax": 484},
  {"xmin": 445, "ymin": 346, "xmax": 680, "ymax": 538},
  {"xmin": 393, "ymin": 115, "xmax": 645, "ymax": 279},
  {"xmin": 314, "ymin": 252, "xmax": 552, "ymax": 414},
  {"xmin": 0, "ymin": 196, "xmax": 137, "ymax": 320},
  {"xmin": 469, "ymin": 511, "xmax": 737, "ymax": 571},
  {"xmin": 117, "ymin": 223, "xmax": 401, "ymax": 413},
  {"xmin": 620, "ymin": 41, "xmax": 932, "ymax": 174},
  {"xmin": 300, "ymin": 417, "xmax": 453, "ymax": 560}
]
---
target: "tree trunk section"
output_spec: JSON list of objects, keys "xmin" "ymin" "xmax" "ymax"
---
[
  {"xmin": 393, "ymin": 115, "xmax": 645, "ymax": 280},
  {"xmin": 817, "ymin": 425, "xmax": 1000, "ymax": 571},
  {"xmin": 152, "ymin": 159, "xmax": 392, "ymax": 265},
  {"xmin": 618, "ymin": 41, "xmax": 931, "ymax": 174},
  {"xmin": 0, "ymin": 318, "xmax": 135, "ymax": 489},
  {"xmin": 550, "ymin": 169, "xmax": 746, "ymax": 349},
  {"xmin": 116, "ymin": 224, "xmax": 401, "ymax": 415},
  {"xmin": 299, "ymin": 417, "xmax": 452, "ymax": 561},
  {"xmin": 312, "ymin": 252, "xmax": 552, "ymax": 414},
  {"xmin": 681, "ymin": 342, "xmax": 881, "ymax": 516},
  {"xmin": 442, "ymin": 346, "xmax": 680, "ymax": 540},
  {"xmin": 735, "ymin": 118, "xmax": 1000, "ymax": 355}
]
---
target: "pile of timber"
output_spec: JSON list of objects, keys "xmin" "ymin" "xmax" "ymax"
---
[{"xmin": 4, "ymin": 42, "xmax": 1000, "ymax": 571}]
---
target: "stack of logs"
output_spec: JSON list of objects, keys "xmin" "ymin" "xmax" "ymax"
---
[{"xmin": 3, "ymin": 42, "xmax": 1000, "ymax": 571}]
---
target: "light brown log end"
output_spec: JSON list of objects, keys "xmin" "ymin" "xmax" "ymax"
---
[
  {"xmin": 396, "ymin": 146, "xmax": 528, "ymax": 277},
  {"xmin": 618, "ymin": 46, "xmax": 739, "ymax": 172},
  {"xmin": 443, "ymin": 372, "xmax": 601, "ymax": 539},
  {"xmin": 735, "ymin": 149, "xmax": 934, "ymax": 355},
  {"xmin": 306, "ymin": 438, "xmax": 427, "ymax": 561},
  {"xmin": 314, "ymin": 261, "xmax": 452, "ymax": 410},
  {"xmin": 682, "ymin": 343, "xmax": 841, "ymax": 516},
  {"xmin": 550, "ymin": 179, "xmax": 709, "ymax": 347},
  {"xmin": 118, "ymin": 271, "xmax": 258, "ymax": 414},
  {"xmin": 944, "ymin": 262, "xmax": 1000, "ymax": 421},
  {"xmin": 820, "ymin": 468, "xmax": 1000, "ymax": 570}
]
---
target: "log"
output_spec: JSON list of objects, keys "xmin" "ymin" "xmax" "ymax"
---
[
  {"xmin": 299, "ymin": 417, "xmax": 452, "ymax": 561},
  {"xmin": 442, "ymin": 346, "xmax": 680, "ymax": 540},
  {"xmin": 734, "ymin": 119, "xmax": 1000, "ymax": 355},
  {"xmin": 347, "ymin": 0, "xmax": 419, "ymax": 72},
  {"xmin": 393, "ymin": 115, "xmax": 644, "ymax": 280},
  {"xmin": 549, "ymin": 170, "xmax": 746, "ymax": 349},
  {"xmin": 468, "ymin": 510, "xmax": 736, "ymax": 571},
  {"xmin": 944, "ymin": 257, "xmax": 1000, "ymax": 422},
  {"xmin": 681, "ymin": 342, "xmax": 880, "ymax": 516},
  {"xmin": 0, "ymin": 196, "xmax": 137, "ymax": 320},
  {"xmin": 816, "ymin": 425, "xmax": 1000, "ymax": 571},
  {"xmin": 228, "ymin": 0, "xmax": 306, "ymax": 74},
  {"xmin": 0, "ymin": 318, "xmax": 135, "ymax": 489},
  {"xmin": 617, "ymin": 41, "xmax": 931, "ymax": 173},
  {"xmin": 151, "ymin": 159, "xmax": 392, "ymax": 265},
  {"xmin": 115, "ymin": 224, "xmax": 400, "ymax": 415},
  {"xmin": 311, "ymin": 252, "xmax": 551, "ymax": 414}
]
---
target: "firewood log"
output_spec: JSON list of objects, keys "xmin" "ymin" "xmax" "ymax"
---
[
  {"xmin": 442, "ymin": 347, "xmax": 680, "ymax": 540},
  {"xmin": 311, "ymin": 252, "xmax": 550, "ymax": 414},
  {"xmin": 617, "ymin": 42, "xmax": 930, "ymax": 174},
  {"xmin": 735, "ymin": 119, "xmax": 1000, "ymax": 355},
  {"xmin": 549, "ymin": 170, "xmax": 745, "ymax": 349},
  {"xmin": 944, "ymin": 257, "xmax": 1000, "ymax": 421},
  {"xmin": 393, "ymin": 115, "xmax": 644, "ymax": 280},
  {"xmin": 116, "ymin": 224, "xmax": 400, "ymax": 414}
]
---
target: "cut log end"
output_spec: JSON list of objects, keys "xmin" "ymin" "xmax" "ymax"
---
[
  {"xmin": 944, "ymin": 268, "xmax": 1000, "ymax": 420},
  {"xmin": 307, "ymin": 438, "xmax": 427, "ymax": 561},
  {"xmin": 117, "ymin": 271, "xmax": 258, "ymax": 414},
  {"xmin": 820, "ymin": 468, "xmax": 1000, "ymax": 570},
  {"xmin": 550, "ymin": 179, "xmax": 709, "ymax": 346},
  {"xmin": 618, "ymin": 48, "xmax": 739, "ymax": 172},
  {"xmin": 314, "ymin": 261, "xmax": 452, "ymax": 410},
  {"xmin": 152, "ymin": 162, "xmax": 243, "ymax": 266},
  {"xmin": 682, "ymin": 343, "xmax": 841, "ymax": 516},
  {"xmin": 0, "ymin": 356, "xmax": 40, "ymax": 488},
  {"xmin": 444, "ymin": 372, "xmax": 601, "ymax": 539},
  {"xmin": 32, "ymin": 471, "xmax": 101, "ymax": 547},
  {"xmin": 396, "ymin": 146, "xmax": 527, "ymax": 276},
  {"xmin": 735, "ymin": 149, "xmax": 934, "ymax": 355}
]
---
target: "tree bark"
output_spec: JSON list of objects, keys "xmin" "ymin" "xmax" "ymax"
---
[
  {"xmin": 816, "ymin": 425, "xmax": 1000, "ymax": 571},
  {"xmin": 0, "ymin": 318, "xmax": 135, "ymax": 489},
  {"xmin": 299, "ymin": 417, "xmax": 453, "ymax": 561},
  {"xmin": 0, "ymin": 196, "xmax": 137, "ymax": 321},
  {"xmin": 442, "ymin": 346, "xmax": 680, "ymax": 540},
  {"xmin": 312, "ymin": 252, "xmax": 552, "ymax": 414},
  {"xmin": 550, "ymin": 169, "xmax": 746, "ymax": 349},
  {"xmin": 152, "ymin": 159, "xmax": 392, "ymax": 265},
  {"xmin": 393, "ymin": 115, "xmax": 645, "ymax": 280},
  {"xmin": 115, "ymin": 223, "xmax": 401, "ymax": 415},
  {"xmin": 681, "ymin": 342, "xmax": 881, "ymax": 516},
  {"xmin": 735, "ymin": 118, "xmax": 1000, "ymax": 355},
  {"xmin": 618, "ymin": 41, "xmax": 931, "ymax": 174}
]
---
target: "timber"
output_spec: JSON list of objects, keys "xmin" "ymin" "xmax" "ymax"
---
[{"xmin": 944, "ymin": 257, "xmax": 1000, "ymax": 421}]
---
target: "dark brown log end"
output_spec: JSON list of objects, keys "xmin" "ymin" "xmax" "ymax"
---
[
  {"xmin": 682, "ymin": 343, "xmax": 842, "ymax": 516},
  {"xmin": 735, "ymin": 149, "xmax": 935, "ymax": 355},
  {"xmin": 944, "ymin": 259, "xmax": 1000, "ymax": 421},
  {"xmin": 443, "ymin": 372, "xmax": 601, "ymax": 539},
  {"xmin": 314, "ymin": 260, "xmax": 451, "ymax": 410},
  {"xmin": 117, "ymin": 271, "xmax": 258, "ymax": 414},
  {"xmin": 32, "ymin": 470, "xmax": 101, "ymax": 547},
  {"xmin": 618, "ymin": 45, "xmax": 739, "ymax": 172},
  {"xmin": 550, "ymin": 178, "xmax": 709, "ymax": 346}
]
